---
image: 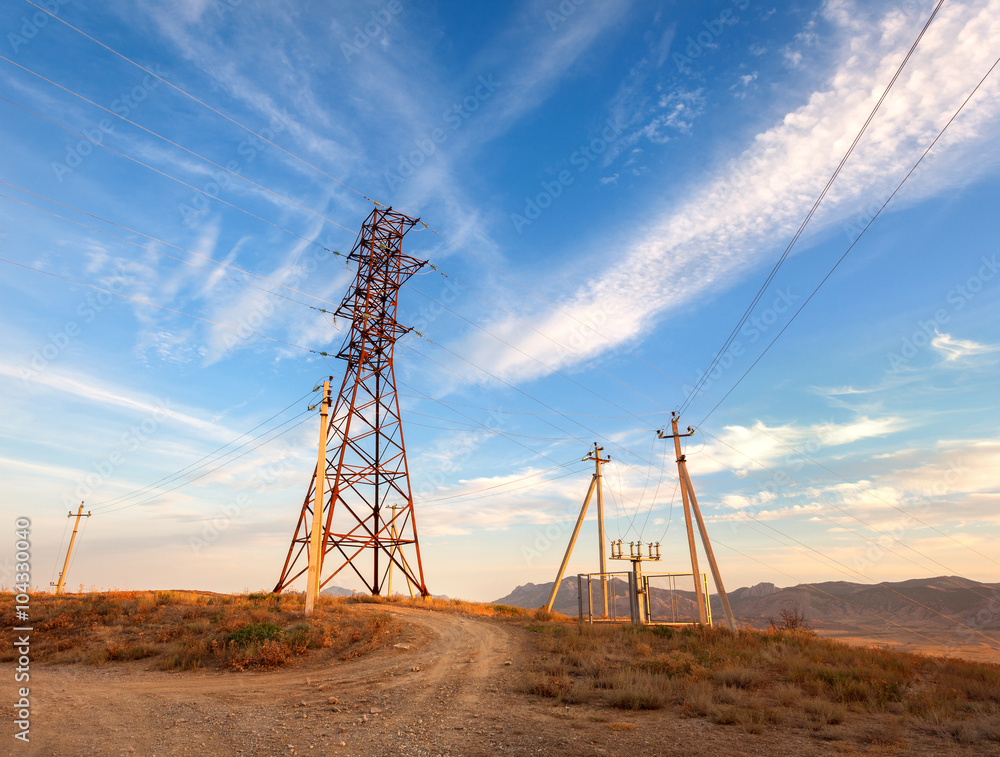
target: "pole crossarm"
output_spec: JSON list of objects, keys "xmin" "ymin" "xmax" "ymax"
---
[{"xmin": 275, "ymin": 207, "xmax": 430, "ymax": 599}]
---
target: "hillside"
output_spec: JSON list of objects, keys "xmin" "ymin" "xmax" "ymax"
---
[{"xmin": 494, "ymin": 575, "xmax": 1000, "ymax": 634}]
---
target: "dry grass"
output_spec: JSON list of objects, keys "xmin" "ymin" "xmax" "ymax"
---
[
  {"xmin": 346, "ymin": 593, "xmax": 570, "ymax": 624},
  {"xmin": 0, "ymin": 590, "xmax": 397, "ymax": 671},
  {"xmin": 520, "ymin": 620, "xmax": 1000, "ymax": 748}
]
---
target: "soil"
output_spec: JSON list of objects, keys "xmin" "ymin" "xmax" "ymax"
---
[{"xmin": 12, "ymin": 605, "xmax": 1000, "ymax": 756}]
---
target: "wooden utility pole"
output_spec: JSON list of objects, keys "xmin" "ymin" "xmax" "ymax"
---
[
  {"xmin": 590, "ymin": 444, "xmax": 611, "ymax": 617},
  {"xmin": 545, "ymin": 443, "xmax": 610, "ymax": 613},
  {"xmin": 305, "ymin": 380, "xmax": 331, "ymax": 617},
  {"xmin": 53, "ymin": 503, "xmax": 90, "ymax": 594},
  {"xmin": 658, "ymin": 413, "xmax": 736, "ymax": 630}
]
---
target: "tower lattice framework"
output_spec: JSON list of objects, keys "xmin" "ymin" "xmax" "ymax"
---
[{"xmin": 274, "ymin": 207, "xmax": 429, "ymax": 597}]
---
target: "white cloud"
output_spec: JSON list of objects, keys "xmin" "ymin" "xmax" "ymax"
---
[
  {"xmin": 686, "ymin": 414, "xmax": 905, "ymax": 477},
  {"xmin": 0, "ymin": 361, "xmax": 231, "ymax": 440},
  {"xmin": 459, "ymin": 0, "xmax": 1000, "ymax": 385},
  {"xmin": 931, "ymin": 331, "xmax": 997, "ymax": 362}
]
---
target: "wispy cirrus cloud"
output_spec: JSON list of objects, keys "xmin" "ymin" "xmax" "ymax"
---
[{"xmin": 457, "ymin": 0, "xmax": 1000, "ymax": 386}]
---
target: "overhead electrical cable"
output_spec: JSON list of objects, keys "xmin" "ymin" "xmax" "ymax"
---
[
  {"xmin": 87, "ymin": 387, "xmax": 319, "ymax": 509},
  {"xmin": 698, "ymin": 51, "xmax": 1000, "ymax": 425},
  {"xmin": 0, "ymin": 256, "xmax": 326, "ymax": 355},
  {"xmin": 96, "ymin": 411, "xmax": 317, "ymax": 515},
  {"xmin": 0, "ymin": 95, "xmax": 336, "ymax": 253},
  {"xmin": 0, "ymin": 179, "xmax": 350, "ymax": 306},
  {"xmin": 705, "ymin": 495, "xmax": 1000, "ymax": 646},
  {"xmin": 22, "ymin": 0, "xmax": 385, "ymax": 209},
  {"xmin": 0, "ymin": 190, "xmax": 345, "ymax": 315},
  {"xmin": 691, "ymin": 429, "xmax": 1000, "ymax": 604},
  {"xmin": 710, "ymin": 537, "xmax": 959, "ymax": 651},
  {"xmin": 677, "ymin": 0, "xmax": 946, "ymax": 416},
  {"xmin": 0, "ymin": 53, "xmax": 358, "ymax": 236}
]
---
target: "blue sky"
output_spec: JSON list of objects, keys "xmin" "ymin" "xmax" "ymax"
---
[{"xmin": 1, "ymin": 0, "xmax": 999, "ymax": 606}]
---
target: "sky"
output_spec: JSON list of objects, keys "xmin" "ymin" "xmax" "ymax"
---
[{"xmin": 1, "ymin": 0, "xmax": 999, "ymax": 615}]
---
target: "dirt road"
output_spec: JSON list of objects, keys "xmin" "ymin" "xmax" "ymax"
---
[{"xmin": 20, "ymin": 605, "xmax": 601, "ymax": 756}]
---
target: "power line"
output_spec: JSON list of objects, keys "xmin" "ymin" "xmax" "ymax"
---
[
  {"xmin": 0, "ymin": 255, "xmax": 326, "ymax": 355},
  {"xmin": 698, "ymin": 50, "xmax": 1000, "ymax": 424},
  {"xmin": 710, "ymin": 536, "xmax": 960, "ymax": 651},
  {"xmin": 96, "ymin": 411, "xmax": 316, "ymax": 515},
  {"xmin": 0, "ymin": 188, "xmax": 345, "ymax": 315},
  {"xmin": 0, "ymin": 52, "xmax": 359, "ymax": 236},
  {"xmin": 0, "ymin": 94, "xmax": 335, "ymax": 253},
  {"xmin": 709, "ymin": 498, "xmax": 1000, "ymax": 647},
  {"xmin": 691, "ymin": 429, "xmax": 1000, "ymax": 601},
  {"xmin": 0, "ymin": 179, "xmax": 350, "ymax": 306},
  {"xmin": 22, "ymin": 0, "xmax": 384, "ymax": 209},
  {"xmin": 677, "ymin": 0, "xmax": 946, "ymax": 416},
  {"xmin": 88, "ymin": 387, "xmax": 320, "ymax": 510}
]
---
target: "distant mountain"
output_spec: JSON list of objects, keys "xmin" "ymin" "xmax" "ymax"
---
[
  {"xmin": 494, "ymin": 575, "xmax": 1000, "ymax": 630},
  {"xmin": 321, "ymin": 586, "xmax": 358, "ymax": 598},
  {"xmin": 321, "ymin": 585, "xmax": 450, "ymax": 600}
]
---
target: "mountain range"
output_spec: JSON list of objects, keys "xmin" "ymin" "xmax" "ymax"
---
[{"xmin": 494, "ymin": 575, "xmax": 1000, "ymax": 632}]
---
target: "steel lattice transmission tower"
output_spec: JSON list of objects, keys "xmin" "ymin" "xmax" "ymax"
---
[{"xmin": 274, "ymin": 207, "xmax": 430, "ymax": 598}]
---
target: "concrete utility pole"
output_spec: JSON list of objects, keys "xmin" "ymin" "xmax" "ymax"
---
[
  {"xmin": 658, "ymin": 413, "xmax": 736, "ymax": 630},
  {"xmin": 305, "ymin": 379, "xmax": 331, "ymax": 617},
  {"xmin": 590, "ymin": 444, "xmax": 611, "ymax": 617},
  {"xmin": 53, "ymin": 503, "xmax": 91, "ymax": 594},
  {"xmin": 545, "ymin": 443, "xmax": 611, "ymax": 613}
]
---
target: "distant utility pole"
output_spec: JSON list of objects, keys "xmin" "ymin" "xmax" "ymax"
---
[
  {"xmin": 658, "ymin": 413, "xmax": 736, "ymax": 630},
  {"xmin": 546, "ymin": 443, "xmax": 611, "ymax": 614},
  {"xmin": 53, "ymin": 503, "xmax": 91, "ymax": 594}
]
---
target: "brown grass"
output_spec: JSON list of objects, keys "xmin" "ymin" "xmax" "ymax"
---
[
  {"xmin": 0, "ymin": 590, "xmax": 397, "ymax": 671},
  {"xmin": 520, "ymin": 620, "xmax": 1000, "ymax": 749}
]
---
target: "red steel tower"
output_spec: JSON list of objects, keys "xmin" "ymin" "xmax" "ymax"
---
[{"xmin": 274, "ymin": 207, "xmax": 429, "ymax": 597}]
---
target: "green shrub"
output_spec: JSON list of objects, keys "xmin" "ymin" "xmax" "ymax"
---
[{"xmin": 225, "ymin": 622, "xmax": 282, "ymax": 647}]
